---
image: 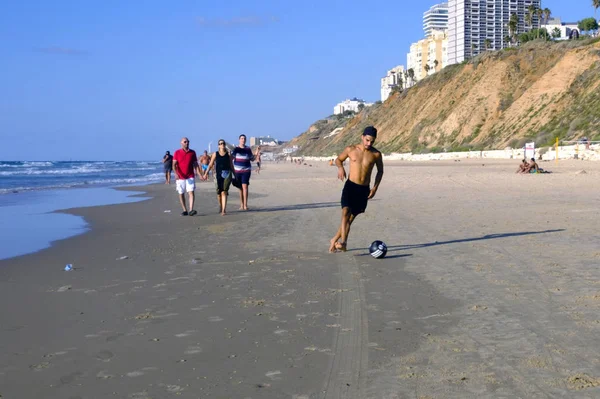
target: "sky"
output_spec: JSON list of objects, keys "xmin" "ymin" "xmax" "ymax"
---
[{"xmin": 0, "ymin": 0, "xmax": 594, "ymax": 161}]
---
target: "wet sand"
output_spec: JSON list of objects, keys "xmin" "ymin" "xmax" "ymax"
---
[{"xmin": 1, "ymin": 159, "xmax": 600, "ymax": 398}]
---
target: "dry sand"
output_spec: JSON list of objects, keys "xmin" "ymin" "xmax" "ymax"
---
[{"xmin": 1, "ymin": 159, "xmax": 600, "ymax": 398}]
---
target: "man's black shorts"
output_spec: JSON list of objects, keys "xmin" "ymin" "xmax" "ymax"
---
[{"xmin": 341, "ymin": 179, "xmax": 370, "ymax": 216}]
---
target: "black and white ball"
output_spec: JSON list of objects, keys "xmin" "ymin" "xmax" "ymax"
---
[{"xmin": 369, "ymin": 240, "xmax": 387, "ymax": 259}]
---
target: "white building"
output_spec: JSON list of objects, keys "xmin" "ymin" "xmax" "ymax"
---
[
  {"xmin": 282, "ymin": 146, "xmax": 298, "ymax": 154},
  {"xmin": 543, "ymin": 18, "xmax": 580, "ymax": 40},
  {"xmin": 423, "ymin": 3, "xmax": 449, "ymax": 38},
  {"xmin": 380, "ymin": 65, "xmax": 406, "ymax": 102},
  {"xmin": 333, "ymin": 98, "xmax": 372, "ymax": 115},
  {"xmin": 448, "ymin": 0, "xmax": 541, "ymax": 65}
]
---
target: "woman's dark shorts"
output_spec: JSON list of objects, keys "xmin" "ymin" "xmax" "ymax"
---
[
  {"xmin": 216, "ymin": 170, "xmax": 232, "ymax": 195},
  {"xmin": 341, "ymin": 180, "xmax": 370, "ymax": 216}
]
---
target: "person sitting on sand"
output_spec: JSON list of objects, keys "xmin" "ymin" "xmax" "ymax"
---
[
  {"xmin": 528, "ymin": 157, "xmax": 540, "ymax": 174},
  {"xmin": 516, "ymin": 159, "xmax": 529, "ymax": 174}
]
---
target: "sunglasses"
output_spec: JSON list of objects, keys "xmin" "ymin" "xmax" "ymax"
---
[
  {"xmin": 183, "ymin": 141, "xmax": 189, "ymax": 143},
  {"xmin": 218, "ymin": 142, "xmax": 225, "ymax": 145}
]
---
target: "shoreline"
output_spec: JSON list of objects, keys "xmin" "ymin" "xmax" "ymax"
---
[{"xmin": 0, "ymin": 185, "xmax": 153, "ymax": 261}]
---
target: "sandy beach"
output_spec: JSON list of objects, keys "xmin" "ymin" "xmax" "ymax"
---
[{"xmin": 1, "ymin": 159, "xmax": 600, "ymax": 398}]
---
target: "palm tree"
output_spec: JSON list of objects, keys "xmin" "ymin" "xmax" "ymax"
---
[
  {"xmin": 543, "ymin": 8, "xmax": 551, "ymax": 26},
  {"xmin": 508, "ymin": 13, "xmax": 519, "ymax": 43},
  {"xmin": 407, "ymin": 68, "xmax": 415, "ymax": 86},
  {"xmin": 433, "ymin": 59, "xmax": 439, "ymax": 69},
  {"xmin": 525, "ymin": 8, "xmax": 533, "ymax": 30},
  {"xmin": 484, "ymin": 39, "xmax": 492, "ymax": 50},
  {"xmin": 424, "ymin": 64, "xmax": 431, "ymax": 75},
  {"xmin": 536, "ymin": 8, "xmax": 543, "ymax": 38},
  {"xmin": 594, "ymin": 0, "xmax": 600, "ymax": 21}
]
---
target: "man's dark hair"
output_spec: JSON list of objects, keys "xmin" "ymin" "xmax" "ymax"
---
[
  {"xmin": 362, "ymin": 126, "xmax": 377, "ymax": 138},
  {"xmin": 239, "ymin": 134, "xmax": 247, "ymax": 139}
]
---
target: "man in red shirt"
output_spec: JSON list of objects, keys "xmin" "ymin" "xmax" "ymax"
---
[{"xmin": 172, "ymin": 137, "xmax": 204, "ymax": 216}]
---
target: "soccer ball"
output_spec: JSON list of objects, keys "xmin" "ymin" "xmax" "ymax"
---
[{"xmin": 369, "ymin": 240, "xmax": 387, "ymax": 259}]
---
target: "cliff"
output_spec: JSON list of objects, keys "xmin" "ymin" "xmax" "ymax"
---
[{"xmin": 290, "ymin": 38, "xmax": 600, "ymax": 156}]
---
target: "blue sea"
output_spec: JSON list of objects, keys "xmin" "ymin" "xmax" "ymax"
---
[
  {"xmin": 0, "ymin": 161, "xmax": 163, "ymax": 260},
  {"xmin": 0, "ymin": 160, "xmax": 163, "ymax": 194}
]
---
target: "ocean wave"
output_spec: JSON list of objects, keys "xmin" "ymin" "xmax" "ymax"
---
[
  {"xmin": 22, "ymin": 161, "xmax": 55, "ymax": 167},
  {"xmin": 0, "ymin": 173, "xmax": 164, "ymax": 194},
  {"xmin": 0, "ymin": 167, "xmax": 104, "ymax": 176},
  {"xmin": 0, "ymin": 166, "xmax": 162, "ymax": 176}
]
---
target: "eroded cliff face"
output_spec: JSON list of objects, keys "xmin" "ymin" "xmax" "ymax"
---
[{"xmin": 291, "ymin": 39, "xmax": 600, "ymax": 156}]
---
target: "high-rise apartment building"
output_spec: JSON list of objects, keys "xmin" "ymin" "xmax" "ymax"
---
[
  {"xmin": 423, "ymin": 3, "xmax": 449, "ymax": 37},
  {"xmin": 447, "ymin": 0, "xmax": 541, "ymax": 65},
  {"xmin": 407, "ymin": 30, "xmax": 448, "ymax": 82}
]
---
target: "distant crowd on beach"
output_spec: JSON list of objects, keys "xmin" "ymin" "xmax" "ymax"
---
[{"xmin": 161, "ymin": 135, "xmax": 261, "ymax": 216}]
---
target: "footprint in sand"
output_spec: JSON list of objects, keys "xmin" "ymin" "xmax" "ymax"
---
[
  {"xmin": 96, "ymin": 350, "xmax": 114, "ymax": 362},
  {"xmin": 59, "ymin": 371, "xmax": 83, "ymax": 384},
  {"xmin": 96, "ymin": 371, "xmax": 114, "ymax": 380},
  {"xmin": 29, "ymin": 362, "xmax": 51, "ymax": 371},
  {"xmin": 43, "ymin": 351, "xmax": 68, "ymax": 358},
  {"xmin": 106, "ymin": 333, "xmax": 124, "ymax": 342},
  {"xmin": 175, "ymin": 330, "xmax": 196, "ymax": 338},
  {"xmin": 184, "ymin": 346, "xmax": 202, "ymax": 355},
  {"xmin": 266, "ymin": 370, "xmax": 282, "ymax": 380}
]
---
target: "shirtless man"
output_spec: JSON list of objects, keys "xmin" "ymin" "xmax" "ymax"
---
[
  {"xmin": 255, "ymin": 146, "xmax": 262, "ymax": 174},
  {"xmin": 528, "ymin": 157, "xmax": 540, "ymax": 173},
  {"xmin": 199, "ymin": 150, "xmax": 210, "ymax": 179},
  {"xmin": 516, "ymin": 159, "xmax": 529, "ymax": 174},
  {"xmin": 329, "ymin": 126, "xmax": 384, "ymax": 252}
]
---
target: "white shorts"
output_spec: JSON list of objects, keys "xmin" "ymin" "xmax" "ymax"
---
[{"xmin": 176, "ymin": 178, "xmax": 196, "ymax": 194}]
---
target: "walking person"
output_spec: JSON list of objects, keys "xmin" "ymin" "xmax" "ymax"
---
[
  {"xmin": 231, "ymin": 134, "xmax": 256, "ymax": 211},
  {"xmin": 255, "ymin": 146, "xmax": 262, "ymax": 174},
  {"xmin": 199, "ymin": 150, "xmax": 211, "ymax": 179},
  {"xmin": 172, "ymin": 137, "xmax": 204, "ymax": 216},
  {"xmin": 203, "ymin": 139, "xmax": 235, "ymax": 215},
  {"xmin": 329, "ymin": 126, "xmax": 384, "ymax": 252},
  {"xmin": 162, "ymin": 150, "xmax": 173, "ymax": 184}
]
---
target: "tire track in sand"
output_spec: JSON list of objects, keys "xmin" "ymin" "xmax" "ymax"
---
[{"xmin": 323, "ymin": 253, "xmax": 368, "ymax": 399}]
